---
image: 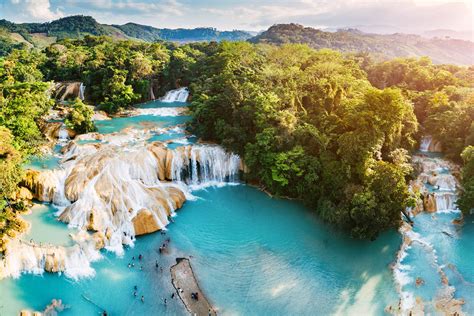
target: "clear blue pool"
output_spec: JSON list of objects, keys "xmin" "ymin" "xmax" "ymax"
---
[{"xmin": 0, "ymin": 186, "xmax": 401, "ymax": 315}]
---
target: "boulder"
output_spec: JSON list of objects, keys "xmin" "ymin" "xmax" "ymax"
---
[
  {"xmin": 18, "ymin": 187, "xmax": 33, "ymax": 201},
  {"xmin": 167, "ymin": 187, "xmax": 186, "ymax": 209},
  {"xmin": 133, "ymin": 208, "xmax": 161, "ymax": 236},
  {"xmin": 54, "ymin": 82, "xmax": 81, "ymax": 101},
  {"xmin": 427, "ymin": 174, "xmax": 438, "ymax": 186},
  {"xmin": 44, "ymin": 251, "xmax": 66, "ymax": 273},
  {"xmin": 39, "ymin": 121, "xmax": 62, "ymax": 141},
  {"xmin": 10, "ymin": 186, "xmax": 33, "ymax": 202},
  {"xmin": 22, "ymin": 170, "xmax": 56, "ymax": 202},
  {"xmin": 92, "ymin": 111, "xmax": 110, "ymax": 121},
  {"xmin": 423, "ymin": 193, "xmax": 437, "ymax": 213},
  {"xmin": 148, "ymin": 143, "xmax": 168, "ymax": 181},
  {"xmin": 66, "ymin": 128, "xmax": 77, "ymax": 139}
]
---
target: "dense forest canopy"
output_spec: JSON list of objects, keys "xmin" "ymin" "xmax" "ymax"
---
[{"xmin": 0, "ymin": 34, "xmax": 472, "ymax": 247}]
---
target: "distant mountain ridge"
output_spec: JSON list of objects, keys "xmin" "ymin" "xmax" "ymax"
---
[
  {"xmin": 114, "ymin": 22, "xmax": 252, "ymax": 42},
  {"xmin": 250, "ymin": 23, "xmax": 474, "ymax": 65},
  {"xmin": 1, "ymin": 16, "xmax": 473, "ymax": 65},
  {"xmin": 0, "ymin": 15, "xmax": 252, "ymax": 52}
]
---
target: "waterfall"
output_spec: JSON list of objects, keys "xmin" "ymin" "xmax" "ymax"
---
[
  {"xmin": 79, "ymin": 83, "xmax": 85, "ymax": 101},
  {"xmin": 393, "ymin": 153, "xmax": 463, "ymax": 313},
  {"xmin": 434, "ymin": 192, "xmax": 458, "ymax": 212},
  {"xmin": 420, "ymin": 136, "xmax": 432, "ymax": 152},
  {"xmin": 161, "ymin": 87, "xmax": 189, "ymax": 103},
  {"xmin": 58, "ymin": 124, "xmax": 69, "ymax": 142},
  {"xmin": 20, "ymin": 140, "xmax": 240, "ymax": 263},
  {"xmin": 0, "ymin": 232, "xmax": 101, "ymax": 280},
  {"xmin": 170, "ymin": 146, "xmax": 241, "ymax": 188},
  {"xmin": 150, "ymin": 83, "xmax": 156, "ymax": 100},
  {"xmin": 432, "ymin": 174, "xmax": 457, "ymax": 191},
  {"xmin": 5, "ymin": 102, "xmax": 241, "ymax": 280}
]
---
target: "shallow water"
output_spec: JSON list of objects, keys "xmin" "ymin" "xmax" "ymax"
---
[
  {"xmin": 0, "ymin": 186, "xmax": 400, "ymax": 315},
  {"xmin": 20, "ymin": 204, "xmax": 75, "ymax": 247},
  {"xmin": 95, "ymin": 115, "xmax": 190, "ymax": 135}
]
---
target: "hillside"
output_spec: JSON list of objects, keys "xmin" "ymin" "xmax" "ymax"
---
[
  {"xmin": 250, "ymin": 24, "xmax": 474, "ymax": 65},
  {"xmin": 0, "ymin": 15, "xmax": 252, "ymax": 56},
  {"xmin": 115, "ymin": 23, "xmax": 252, "ymax": 42}
]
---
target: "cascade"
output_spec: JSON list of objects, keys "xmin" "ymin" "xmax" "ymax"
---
[
  {"xmin": 18, "ymin": 141, "xmax": 239, "ymax": 261},
  {"xmin": 434, "ymin": 192, "xmax": 458, "ymax": 212},
  {"xmin": 79, "ymin": 83, "xmax": 85, "ymax": 101},
  {"xmin": 58, "ymin": 124, "xmax": 70, "ymax": 142},
  {"xmin": 0, "ymin": 231, "xmax": 101, "ymax": 280},
  {"xmin": 1, "ymin": 89, "xmax": 242, "ymax": 281},
  {"xmin": 161, "ymin": 87, "xmax": 189, "ymax": 103},
  {"xmin": 170, "ymin": 146, "xmax": 241, "ymax": 187},
  {"xmin": 420, "ymin": 136, "xmax": 432, "ymax": 152},
  {"xmin": 392, "ymin": 137, "xmax": 464, "ymax": 314}
]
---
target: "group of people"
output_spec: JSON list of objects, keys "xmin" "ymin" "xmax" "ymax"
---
[
  {"xmin": 127, "ymin": 253, "xmax": 144, "ymax": 270},
  {"xmin": 132, "ymin": 285, "xmax": 145, "ymax": 303},
  {"xmin": 191, "ymin": 292, "xmax": 199, "ymax": 301},
  {"xmin": 124, "ymin": 236, "xmax": 177, "ymax": 308},
  {"xmin": 159, "ymin": 237, "xmax": 171, "ymax": 254}
]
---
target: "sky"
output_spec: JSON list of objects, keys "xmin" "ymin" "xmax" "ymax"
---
[{"xmin": 0, "ymin": 0, "xmax": 472, "ymax": 33}]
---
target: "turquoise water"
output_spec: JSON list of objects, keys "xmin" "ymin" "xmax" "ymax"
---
[
  {"xmin": 138, "ymin": 100, "xmax": 189, "ymax": 108},
  {"xmin": 409, "ymin": 212, "xmax": 474, "ymax": 312},
  {"xmin": 20, "ymin": 204, "xmax": 74, "ymax": 247},
  {"xmin": 95, "ymin": 115, "xmax": 190, "ymax": 134},
  {"xmin": 23, "ymin": 155, "xmax": 61, "ymax": 171},
  {"xmin": 2, "ymin": 99, "xmax": 473, "ymax": 315},
  {"xmin": 0, "ymin": 187, "xmax": 400, "ymax": 315},
  {"xmin": 23, "ymin": 144, "xmax": 64, "ymax": 171}
]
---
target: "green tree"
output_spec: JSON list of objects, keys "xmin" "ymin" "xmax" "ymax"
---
[
  {"xmin": 65, "ymin": 98, "xmax": 96, "ymax": 134},
  {"xmin": 458, "ymin": 146, "xmax": 474, "ymax": 215}
]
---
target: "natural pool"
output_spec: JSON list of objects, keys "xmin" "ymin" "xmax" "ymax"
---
[
  {"xmin": 0, "ymin": 186, "xmax": 401, "ymax": 315},
  {"xmin": 1, "ymin": 98, "xmax": 472, "ymax": 315}
]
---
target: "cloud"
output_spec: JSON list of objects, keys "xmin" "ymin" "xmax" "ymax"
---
[
  {"xmin": 8, "ymin": 0, "xmax": 63, "ymax": 21},
  {"xmin": 198, "ymin": 0, "xmax": 472, "ymax": 32},
  {"xmin": 63, "ymin": 0, "xmax": 185, "ymax": 17},
  {"xmin": 1, "ymin": 0, "xmax": 472, "ymax": 33}
]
